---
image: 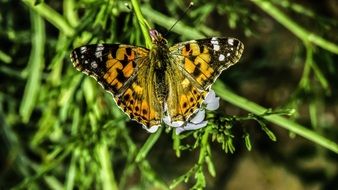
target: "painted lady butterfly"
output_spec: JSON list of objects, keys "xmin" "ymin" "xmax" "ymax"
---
[{"xmin": 70, "ymin": 29, "xmax": 244, "ymax": 131}]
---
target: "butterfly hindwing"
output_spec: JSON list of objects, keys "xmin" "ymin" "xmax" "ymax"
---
[
  {"xmin": 116, "ymin": 63, "xmax": 162, "ymax": 127},
  {"xmin": 165, "ymin": 64, "xmax": 208, "ymax": 123}
]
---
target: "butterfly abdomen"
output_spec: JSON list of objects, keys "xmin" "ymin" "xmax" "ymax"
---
[{"xmin": 153, "ymin": 67, "xmax": 168, "ymax": 102}]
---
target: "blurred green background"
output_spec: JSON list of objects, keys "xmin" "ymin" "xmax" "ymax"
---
[{"xmin": 0, "ymin": 0, "xmax": 337, "ymax": 189}]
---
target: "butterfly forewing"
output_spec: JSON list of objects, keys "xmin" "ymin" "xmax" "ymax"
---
[
  {"xmin": 170, "ymin": 37, "xmax": 244, "ymax": 90},
  {"xmin": 70, "ymin": 44, "xmax": 149, "ymax": 95}
]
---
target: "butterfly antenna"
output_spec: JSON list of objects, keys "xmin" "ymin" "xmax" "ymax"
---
[{"xmin": 165, "ymin": 2, "xmax": 194, "ymax": 35}]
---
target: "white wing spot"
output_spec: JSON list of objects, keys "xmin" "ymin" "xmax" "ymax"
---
[
  {"xmin": 96, "ymin": 44, "xmax": 104, "ymax": 51},
  {"xmin": 228, "ymin": 38, "xmax": 234, "ymax": 46},
  {"xmin": 213, "ymin": 44, "xmax": 220, "ymax": 51},
  {"xmin": 91, "ymin": 61, "xmax": 98, "ymax": 68},
  {"xmin": 218, "ymin": 54, "xmax": 225, "ymax": 61},
  {"xmin": 95, "ymin": 51, "xmax": 102, "ymax": 58},
  {"xmin": 211, "ymin": 37, "xmax": 219, "ymax": 45},
  {"xmin": 80, "ymin": 46, "xmax": 87, "ymax": 53},
  {"xmin": 211, "ymin": 37, "xmax": 220, "ymax": 51}
]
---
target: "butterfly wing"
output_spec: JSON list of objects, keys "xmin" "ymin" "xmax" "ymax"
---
[
  {"xmin": 170, "ymin": 37, "xmax": 244, "ymax": 90},
  {"xmin": 165, "ymin": 63, "xmax": 208, "ymax": 123},
  {"xmin": 166, "ymin": 38, "xmax": 244, "ymax": 123},
  {"xmin": 70, "ymin": 44, "xmax": 162, "ymax": 127},
  {"xmin": 118, "ymin": 60, "xmax": 163, "ymax": 127}
]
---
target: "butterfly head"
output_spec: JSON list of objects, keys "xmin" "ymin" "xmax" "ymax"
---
[{"xmin": 149, "ymin": 29, "xmax": 167, "ymax": 45}]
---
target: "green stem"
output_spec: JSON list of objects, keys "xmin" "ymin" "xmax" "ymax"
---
[
  {"xmin": 22, "ymin": 0, "xmax": 74, "ymax": 36},
  {"xmin": 0, "ymin": 50, "xmax": 12, "ymax": 64},
  {"xmin": 213, "ymin": 81, "xmax": 338, "ymax": 154},
  {"xmin": 63, "ymin": 0, "xmax": 79, "ymax": 27},
  {"xmin": 98, "ymin": 142, "xmax": 118, "ymax": 190},
  {"xmin": 251, "ymin": 0, "xmax": 338, "ymax": 54},
  {"xmin": 299, "ymin": 43, "xmax": 312, "ymax": 89},
  {"xmin": 130, "ymin": 0, "xmax": 152, "ymax": 48},
  {"xmin": 198, "ymin": 126, "xmax": 210, "ymax": 165},
  {"xmin": 301, "ymin": 43, "xmax": 330, "ymax": 93},
  {"xmin": 141, "ymin": 6, "xmax": 207, "ymax": 39},
  {"xmin": 19, "ymin": 10, "xmax": 45, "ymax": 123},
  {"xmin": 15, "ymin": 145, "xmax": 73, "ymax": 189},
  {"xmin": 135, "ymin": 127, "xmax": 163, "ymax": 162}
]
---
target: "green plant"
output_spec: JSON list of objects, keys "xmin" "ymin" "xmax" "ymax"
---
[{"xmin": 1, "ymin": 0, "xmax": 337, "ymax": 189}]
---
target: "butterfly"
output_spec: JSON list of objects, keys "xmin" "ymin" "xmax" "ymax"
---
[{"xmin": 70, "ymin": 29, "xmax": 244, "ymax": 130}]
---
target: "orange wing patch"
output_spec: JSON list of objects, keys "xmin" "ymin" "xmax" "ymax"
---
[
  {"xmin": 174, "ymin": 42, "xmax": 215, "ymax": 87},
  {"xmin": 116, "ymin": 80, "xmax": 162, "ymax": 127},
  {"xmin": 170, "ymin": 38, "xmax": 244, "ymax": 90},
  {"xmin": 166, "ymin": 68, "xmax": 207, "ymax": 122}
]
